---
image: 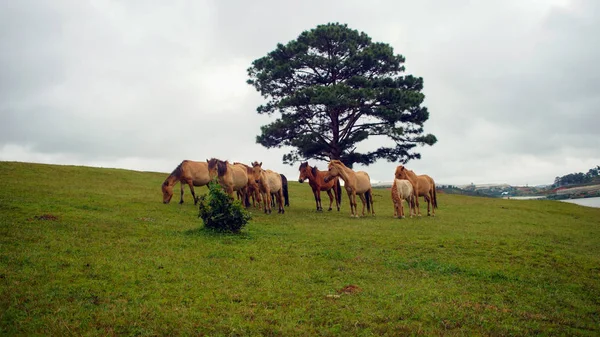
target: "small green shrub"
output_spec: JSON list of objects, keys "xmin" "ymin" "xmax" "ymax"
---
[{"xmin": 198, "ymin": 179, "xmax": 251, "ymax": 233}]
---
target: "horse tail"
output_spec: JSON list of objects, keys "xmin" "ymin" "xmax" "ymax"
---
[
  {"xmin": 335, "ymin": 179, "xmax": 342, "ymax": 205},
  {"xmin": 432, "ymin": 182, "xmax": 438, "ymax": 209},
  {"xmin": 280, "ymin": 174, "xmax": 289, "ymax": 206},
  {"xmin": 365, "ymin": 190, "xmax": 371, "ymax": 212}
]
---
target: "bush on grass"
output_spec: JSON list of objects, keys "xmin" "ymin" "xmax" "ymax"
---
[{"xmin": 198, "ymin": 179, "xmax": 251, "ymax": 233}]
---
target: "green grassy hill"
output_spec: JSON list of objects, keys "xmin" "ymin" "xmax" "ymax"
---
[{"xmin": 1, "ymin": 161, "xmax": 599, "ymax": 336}]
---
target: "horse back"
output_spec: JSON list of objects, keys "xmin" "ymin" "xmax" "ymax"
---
[
  {"xmin": 264, "ymin": 170, "xmax": 282, "ymax": 192},
  {"xmin": 394, "ymin": 179, "xmax": 413, "ymax": 199},
  {"xmin": 230, "ymin": 164, "xmax": 249, "ymax": 190},
  {"xmin": 355, "ymin": 171, "xmax": 372, "ymax": 194},
  {"xmin": 181, "ymin": 160, "xmax": 211, "ymax": 185}
]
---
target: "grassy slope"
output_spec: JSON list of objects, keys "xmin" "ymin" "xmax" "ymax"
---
[{"xmin": 0, "ymin": 161, "xmax": 599, "ymax": 336}]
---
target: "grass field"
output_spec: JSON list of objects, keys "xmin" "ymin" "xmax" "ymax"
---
[{"xmin": 1, "ymin": 161, "xmax": 599, "ymax": 336}]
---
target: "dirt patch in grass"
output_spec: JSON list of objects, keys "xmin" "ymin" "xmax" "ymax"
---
[
  {"xmin": 338, "ymin": 284, "xmax": 362, "ymax": 294},
  {"xmin": 32, "ymin": 214, "xmax": 59, "ymax": 221}
]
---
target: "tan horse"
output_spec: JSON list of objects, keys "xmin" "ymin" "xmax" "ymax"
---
[
  {"xmin": 392, "ymin": 178, "xmax": 415, "ymax": 218},
  {"xmin": 298, "ymin": 162, "xmax": 342, "ymax": 212},
  {"xmin": 250, "ymin": 161, "xmax": 285, "ymax": 214},
  {"xmin": 395, "ymin": 165, "xmax": 438, "ymax": 216},
  {"xmin": 234, "ymin": 162, "xmax": 262, "ymax": 208},
  {"xmin": 324, "ymin": 160, "xmax": 374, "ymax": 217},
  {"xmin": 206, "ymin": 159, "xmax": 249, "ymax": 201},
  {"xmin": 162, "ymin": 160, "xmax": 210, "ymax": 204}
]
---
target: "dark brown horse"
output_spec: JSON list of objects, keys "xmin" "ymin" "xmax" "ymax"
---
[
  {"xmin": 162, "ymin": 160, "xmax": 210, "ymax": 204},
  {"xmin": 298, "ymin": 162, "xmax": 342, "ymax": 211}
]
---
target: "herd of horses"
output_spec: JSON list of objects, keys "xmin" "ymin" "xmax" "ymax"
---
[{"xmin": 161, "ymin": 159, "xmax": 438, "ymax": 218}]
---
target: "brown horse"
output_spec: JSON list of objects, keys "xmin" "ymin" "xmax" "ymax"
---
[
  {"xmin": 298, "ymin": 162, "xmax": 342, "ymax": 212},
  {"xmin": 250, "ymin": 161, "xmax": 285, "ymax": 214},
  {"xmin": 395, "ymin": 165, "xmax": 438, "ymax": 216},
  {"xmin": 206, "ymin": 159, "xmax": 249, "ymax": 201},
  {"xmin": 324, "ymin": 160, "xmax": 374, "ymax": 217},
  {"xmin": 162, "ymin": 160, "xmax": 210, "ymax": 204}
]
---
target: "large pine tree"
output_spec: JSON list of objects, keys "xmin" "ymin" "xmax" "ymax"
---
[{"xmin": 247, "ymin": 23, "xmax": 437, "ymax": 167}]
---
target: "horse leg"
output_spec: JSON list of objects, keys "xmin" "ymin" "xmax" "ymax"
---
[
  {"xmin": 349, "ymin": 191, "xmax": 357, "ymax": 217},
  {"xmin": 278, "ymin": 190, "xmax": 285, "ymax": 214},
  {"xmin": 414, "ymin": 191, "xmax": 421, "ymax": 216},
  {"xmin": 326, "ymin": 189, "xmax": 334, "ymax": 211},
  {"xmin": 315, "ymin": 189, "xmax": 323, "ymax": 212},
  {"xmin": 187, "ymin": 180, "xmax": 198, "ymax": 205},
  {"xmin": 358, "ymin": 193, "xmax": 367, "ymax": 217},
  {"xmin": 179, "ymin": 181, "xmax": 185, "ymax": 204},
  {"xmin": 265, "ymin": 191, "xmax": 273, "ymax": 214},
  {"xmin": 369, "ymin": 188, "xmax": 375, "ymax": 216}
]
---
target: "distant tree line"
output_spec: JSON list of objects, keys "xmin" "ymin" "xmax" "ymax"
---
[{"xmin": 552, "ymin": 165, "xmax": 600, "ymax": 188}]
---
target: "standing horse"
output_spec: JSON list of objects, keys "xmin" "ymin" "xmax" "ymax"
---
[
  {"xmin": 298, "ymin": 162, "xmax": 342, "ymax": 212},
  {"xmin": 392, "ymin": 178, "xmax": 415, "ymax": 218},
  {"xmin": 162, "ymin": 160, "xmax": 210, "ymax": 204},
  {"xmin": 395, "ymin": 165, "xmax": 438, "ymax": 217},
  {"xmin": 250, "ymin": 161, "xmax": 285, "ymax": 214},
  {"xmin": 206, "ymin": 159, "xmax": 249, "ymax": 203},
  {"xmin": 271, "ymin": 174, "xmax": 290, "ymax": 208},
  {"xmin": 324, "ymin": 160, "xmax": 374, "ymax": 217},
  {"xmin": 234, "ymin": 162, "xmax": 262, "ymax": 208}
]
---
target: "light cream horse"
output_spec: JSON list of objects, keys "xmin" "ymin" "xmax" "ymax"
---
[
  {"xmin": 395, "ymin": 165, "xmax": 438, "ymax": 217},
  {"xmin": 392, "ymin": 178, "xmax": 415, "ymax": 218},
  {"xmin": 250, "ymin": 162, "xmax": 285, "ymax": 214},
  {"xmin": 324, "ymin": 160, "xmax": 374, "ymax": 217},
  {"xmin": 206, "ymin": 158, "xmax": 249, "ymax": 201}
]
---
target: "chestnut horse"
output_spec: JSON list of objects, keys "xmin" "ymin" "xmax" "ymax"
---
[
  {"xmin": 250, "ymin": 161, "xmax": 285, "ymax": 214},
  {"xmin": 206, "ymin": 159, "xmax": 249, "ymax": 202},
  {"xmin": 392, "ymin": 178, "xmax": 415, "ymax": 218},
  {"xmin": 324, "ymin": 160, "xmax": 374, "ymax": 217},
  {"xmin": 298, "ymin": 162, "xmax": 342, "ymax": 212},
  {"xmin": 395, "ymin": 165, "xmax": 437, "ymax": 216},
  {"xmin": 162, "ymin": 160, "xmax": 210, "ymax": 204}
]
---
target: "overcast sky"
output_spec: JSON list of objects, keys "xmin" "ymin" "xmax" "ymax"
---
[{"xmin": 1, "ymin": 0, "xmax": 599, "ymax": 186}]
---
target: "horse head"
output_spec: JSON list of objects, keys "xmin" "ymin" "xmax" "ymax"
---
[
  {"xmin": 298, "ymin": 162, "xmax": 309, "ymax": 183},
  {"xmin": 324, "ymin": 160, "xmax": 343, "ymax": 182},
  {"xmin": 216, "ymin": 160, "xmax": 228, "ymax": 177},
  {"xmin": 251, "ymin": 161, "xmax": 263, "ymax": 184},
  {"xmin": 162, "ymin": 180, "xmax": 173, "ymax": 204},
  {"xmin": 395, "ymin": 165, "xmax": 407, "ymax": 180}
]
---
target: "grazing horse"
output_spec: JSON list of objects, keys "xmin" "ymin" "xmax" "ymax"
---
[
  {"xmin": 250, "ymin": 161, "xmax": 285, "ymax": 214},
  {"xmin": 298, "ymin": 162, "xmax": 342, "ymax": 212},
  {"xmin": 395, "ymin": 165, "xmax": 438, "ymax": 217},
  {"xmin": 324, "ymin": 160, "xmax": 374, "ymax": 217},
  {"xmin": 391, "ymin": 178, "xmax": 415, "ymax": 218},
  {"xmin": 206, "ymin": 159, "xmax": 249, "ymax": 203},
  {"xmin": 162, "ymin": 160, "xmax": 210, "ymax": 204}
]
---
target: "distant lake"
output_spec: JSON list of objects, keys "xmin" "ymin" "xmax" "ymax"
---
[{"xmin": 559, "ymin": 197, "xmax": 600, "ymax": 208}]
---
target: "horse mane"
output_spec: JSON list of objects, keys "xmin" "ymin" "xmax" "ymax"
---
[
  {"xmin": 311, "ymin": 166, "xmax": 318, "ymax": 177},
  {"xmin": 299, "ymin": 162, "xmax": 308, "ymax": 171},
  {"xmin": 164, "ymin": 161, "xmax": 183, "ymax": 186},
  {"xmin": 217, "ymin": 160, "xmax": 228, "ymax": 176}
]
